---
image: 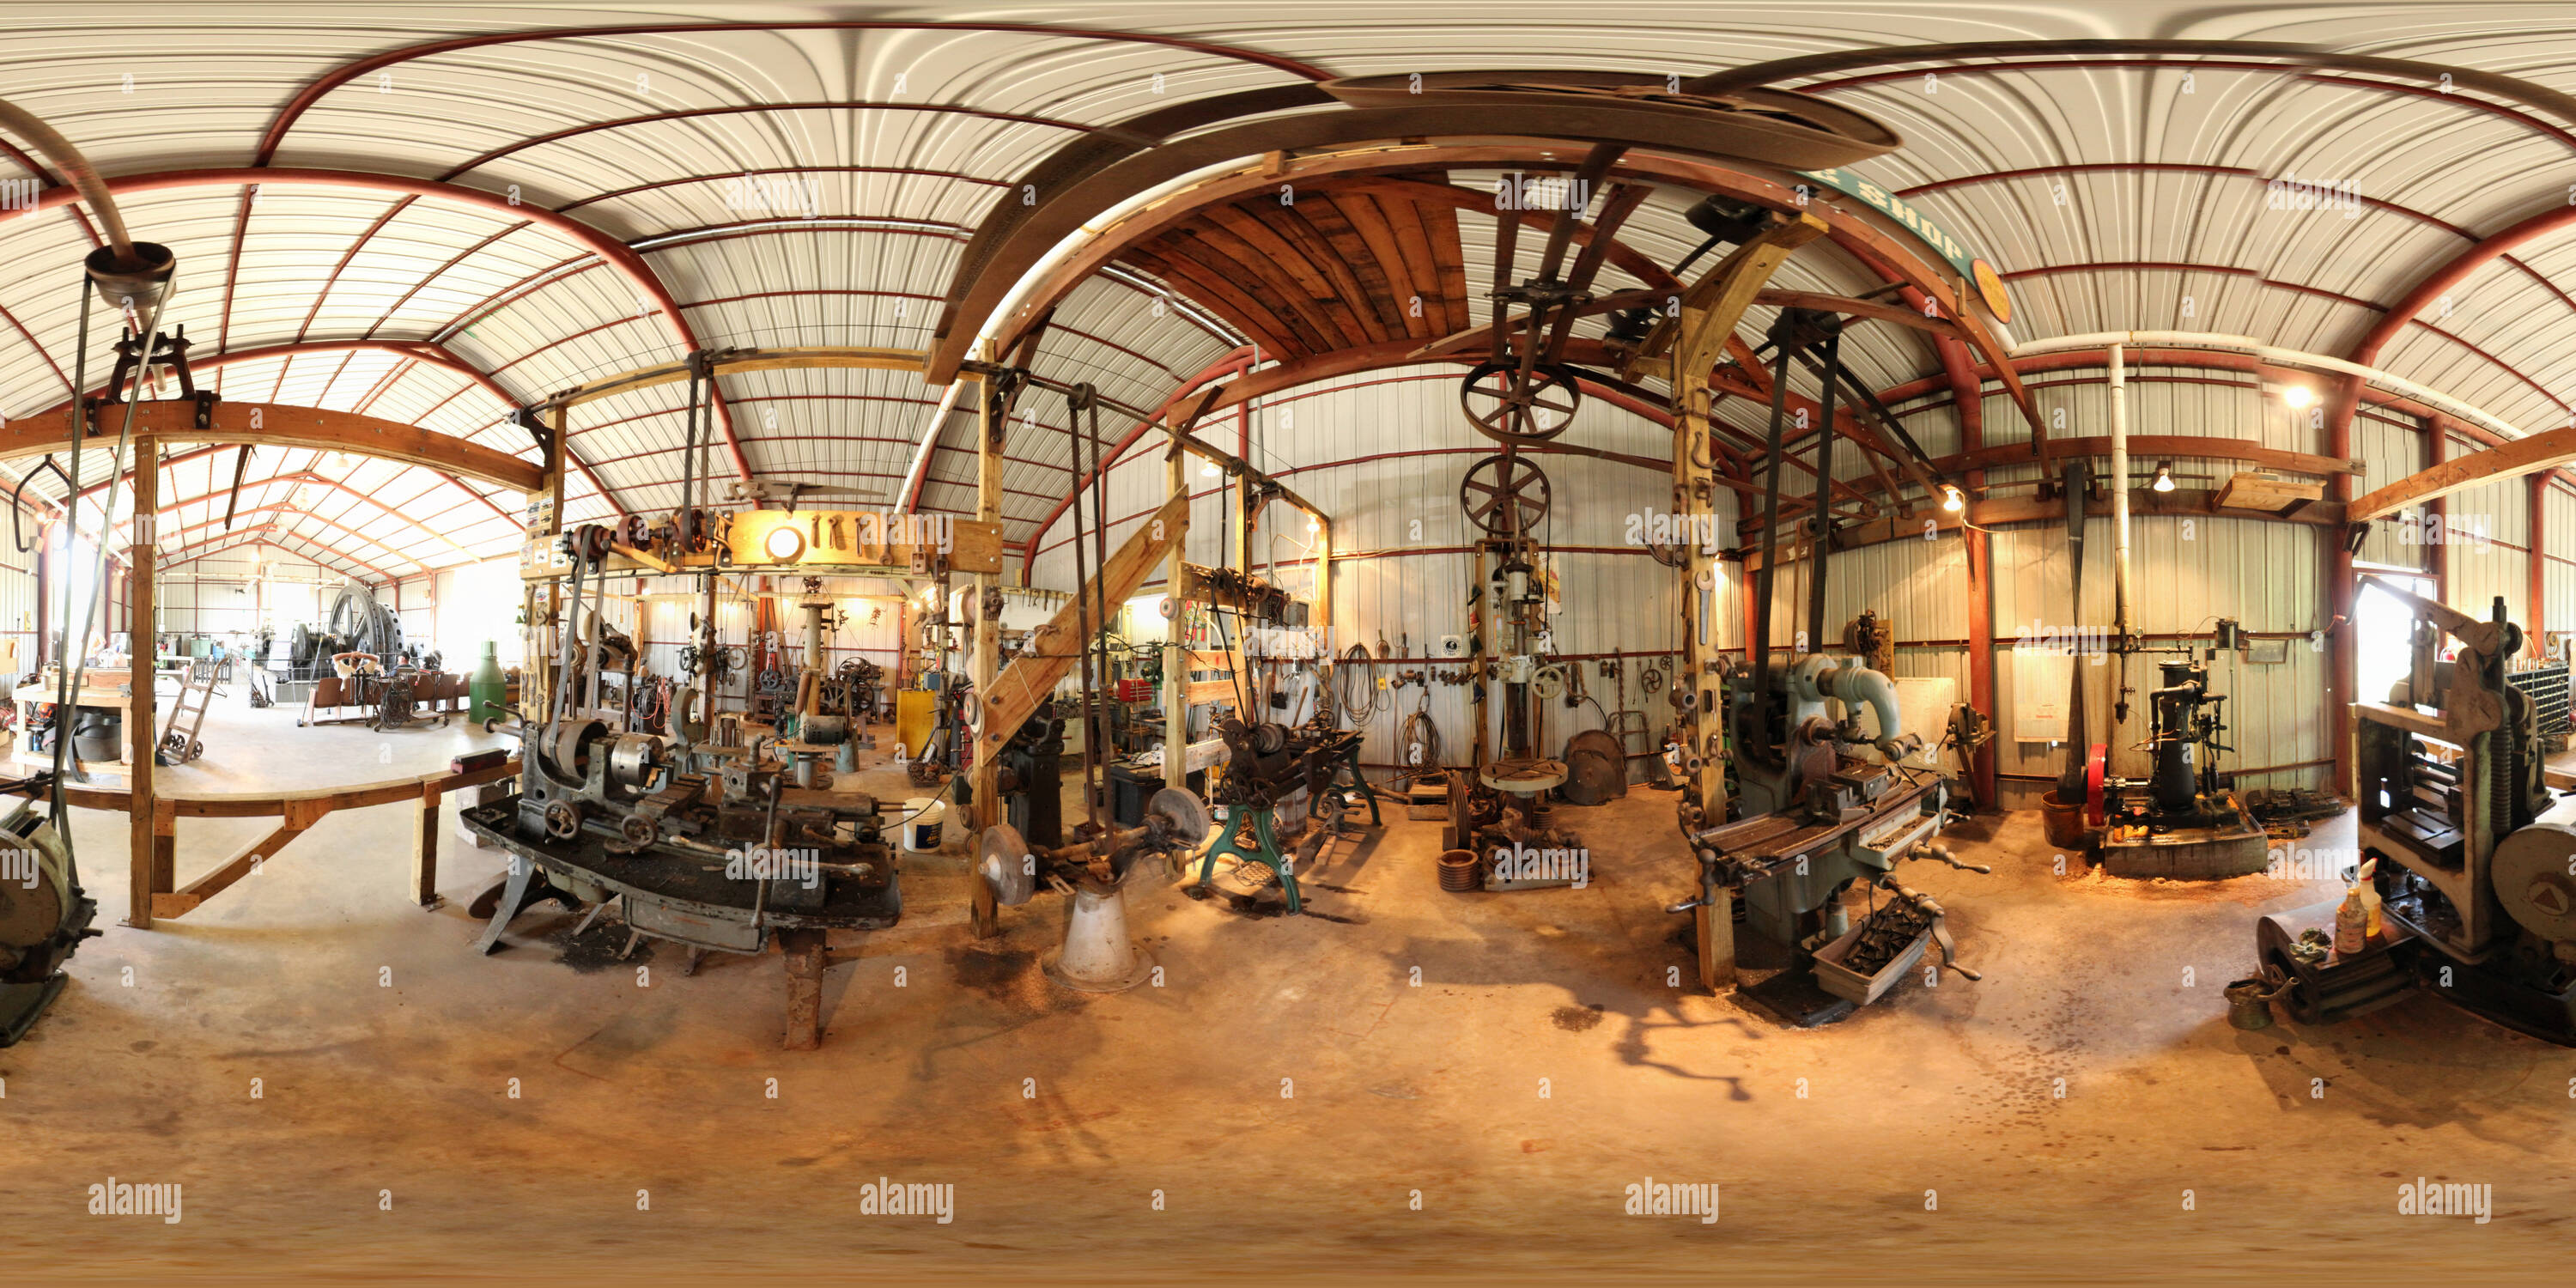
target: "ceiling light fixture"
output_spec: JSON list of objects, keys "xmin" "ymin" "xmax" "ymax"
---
[
  {"xmin": 2152, "ymin": 462, "xmax": 2176, "ymax": 493},
  {"xmin": 1941, "ymin": 484, "xmax": 1964, "ymax": 513}
]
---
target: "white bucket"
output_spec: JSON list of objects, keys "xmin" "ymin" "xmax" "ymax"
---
[{"xmin": 901, "ymin": 797, "xmax": 945, "ymax": 852}]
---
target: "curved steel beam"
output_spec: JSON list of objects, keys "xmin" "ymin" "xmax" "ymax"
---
[
  {"xmin": 928, "ymin": 94, "xmax": 1900, "ymax": 383},
  {"xmin": 1681, "ymin": 40, "xmax": 2576, "ymax": 128},
  {"xmin": 27, "ymin": 167, "xmax": 750, "ymax": 483},
  {"xmin": 252, "ymin": 21, "xmax": 1333, "ymax": 166}
]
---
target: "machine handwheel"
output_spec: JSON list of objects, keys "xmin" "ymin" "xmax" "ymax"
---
[
  {"xmin": 1459, "ymin": 453, "xmax": 1552, "ymax": 538},
  {"xmin": 543, "ymin": 799, "xmax": 584, "ymax": 840},
  {"xmin": 1530, "ymin": 665, "xmax": 1567, "ymax": 700},
  {"xmin": 1458, "ymin": 361, "xmax": 1581, "ymax": 443}
]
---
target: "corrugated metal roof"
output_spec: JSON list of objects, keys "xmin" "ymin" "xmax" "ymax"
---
[{"xmin": 2, "ymin": 4, "xmax": 2570, "ymax": 579}]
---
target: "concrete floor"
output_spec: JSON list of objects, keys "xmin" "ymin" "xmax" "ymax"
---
[{"xmin": 4, "ymin": 689, "xmax": 2573, "ymax": 1282}]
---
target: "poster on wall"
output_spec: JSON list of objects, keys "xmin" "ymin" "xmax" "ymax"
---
[{"xmin": 2014, "ymin": 650, "xmax": 2072, "ymax": 743}]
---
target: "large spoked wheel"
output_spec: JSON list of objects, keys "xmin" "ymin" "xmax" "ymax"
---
[
  {"xmin": 1459, "ymin": 453, "xmax": 1552, "ymax": 538},
  {"xmin": 1459, "ymin": 361, "xmax": 1581, "ymax": 444}
]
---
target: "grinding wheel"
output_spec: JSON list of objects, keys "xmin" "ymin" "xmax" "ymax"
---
[
  {"xmin": 978, "ymin": 823, "xmax": 1035, "ymax": 907},
  {"xmin": 1147, "ymin": 787, "xmax": 1212, "ymax": 848},
  {"xmin": 1560, "ymin": 730, "xmax": 1628, "ymax": 806}
]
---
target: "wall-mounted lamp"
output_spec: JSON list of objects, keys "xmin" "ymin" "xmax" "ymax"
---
[
  {"xmin": 2151, "ymin": 462, "xmax": 2176, "ymax": 493},
  {"xmin": 762, "ymin": 526, "xmax": 805, "ymax": 561}
]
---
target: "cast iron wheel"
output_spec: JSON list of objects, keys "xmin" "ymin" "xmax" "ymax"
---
[
  {"xmin": 1458, "ymin": 361, "xmax": 1581, "ymax": 443},
  {"xmin": 1459, "ymin": 453, "xmax": 1552, "ymax": 537}
]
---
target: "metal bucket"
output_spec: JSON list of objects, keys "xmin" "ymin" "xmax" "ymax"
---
[{"xmin": 2224, "ymin": 977, "xmax": 2279, "ymax": 1030}]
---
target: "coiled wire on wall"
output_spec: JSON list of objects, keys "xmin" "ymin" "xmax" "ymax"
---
[
  {"xmin": 1335, "ymin": 642, "xmax": 1378, "ymax": 723},
  {"xmin": 1398, "ymin": 696, "xmax": 1443, "ymax": 783}
]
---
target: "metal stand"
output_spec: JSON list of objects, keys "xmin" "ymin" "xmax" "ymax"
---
[{"xmin": 1198, "ymin": 805, "xmax": 1299, "ymax": 913}]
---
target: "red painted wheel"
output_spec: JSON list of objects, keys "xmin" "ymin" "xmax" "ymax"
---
[{"xmin": 2084, "ymin": 743, "xmax": 2109, "ymax": 828}]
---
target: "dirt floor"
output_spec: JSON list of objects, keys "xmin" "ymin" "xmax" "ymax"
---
[{"xmin": 3, "ymin": 687, "xmax": 2573, "ymax": 1283}]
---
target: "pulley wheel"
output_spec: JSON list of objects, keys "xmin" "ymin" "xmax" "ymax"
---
[
  {"xmin": 1458, "ymin": 361, "xmax": 1581, "ymax": 443},
  {"xmin": 2084, "ymin": 743, "xmax": 2110, "ymax": 828},
  {"xmin": 1459, "ymin": 453, "xmax": 1552, "ymax": 538},
  {"xmin": 978, "ymin": 823, "xmax": 1035, "ymax": 907}
]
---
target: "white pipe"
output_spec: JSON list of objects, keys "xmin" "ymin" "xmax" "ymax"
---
[
  {"xmin": 2012, "ymin": 331, "xmax": 2530, "ymax": 442},
  {"xmin": 2109, "ymin": 343, "xmax": 2132, "ymax": 645}
]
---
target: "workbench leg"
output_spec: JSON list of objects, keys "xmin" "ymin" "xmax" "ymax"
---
[
  {"xmin": 1260, "ymin": 812, "xmax": 1300, "ymax": 914},
  {"xmin": 780, "ymin": 928, "xmax": 828, "ymax": 1051},
  {"xmin": 1698, "ymin": 890, "xmax": 1735, "ymax": 993},
  {"xmin": 150, "ymin": 803, "xmax": 176, "ymax": 895},
  {"xmin": 411, "ymin": 787, "xmax": 444, "ymax": 909},
  {"xmin": 1199, "ymin": 810, "xmax": 1245, "ymax": 888}
]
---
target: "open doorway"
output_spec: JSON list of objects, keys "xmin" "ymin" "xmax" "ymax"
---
[{"xmin": 2354, "ymin": 570, "xmax": 2437, "ymax": 708}]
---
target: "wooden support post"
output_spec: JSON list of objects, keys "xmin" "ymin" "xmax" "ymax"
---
[
  {"xmin": 969, "ymin": 343, "xmax": 1005, "ymax": 939},
  {"xmin": 1651, "ymin": 213, "xmax": 1828, "ymax": 992},
  {"xmin": 125, "ymin": 449, "xmax": 160, "ymax": 929},
  {"xmin": 779, "ymin": 927, "xmax": 827, "ymax": 1050},
  {"xmin": 1941, "ymin": 336, "xmax": 2000, "ymax": 811},
  {"xmin": 412, "ymin": 782, "xmax": 444, "ymax": 908},
  {"xmin": 2530, "ymin": 472, "xmax": 2549, "ymax": 658},
  {"xmin": 2429, "ymin": 427, "xmax": 2449, "ymax": 606},
  {"xmin": 1163, "ymin": 442, "xmax": 1191, "ymax": 791}
]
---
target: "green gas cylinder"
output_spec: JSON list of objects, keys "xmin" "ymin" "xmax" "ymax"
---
[{"xmin": 468, "ymin": 641, "xmax": 509, "ymax": 724}]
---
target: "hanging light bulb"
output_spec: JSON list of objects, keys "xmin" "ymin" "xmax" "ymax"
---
[
  {"xmin": 1200, "ymin": 461, "xmax": 1220, "ymax": 477},
  {"xmin": 2152, "ymin": 461, "xmax": 2176, "ymax": 493},
  {"xmin": 1306, "ymin": 516, "xmax": 1321, "ymax": 534},
  {"xmin": 1941, "ymin": 484, "xmax": 1964, "ymax": 513},
  {"xmin": 2281, "ymin": 385, "xmax": 2317, "ymax": 410}
]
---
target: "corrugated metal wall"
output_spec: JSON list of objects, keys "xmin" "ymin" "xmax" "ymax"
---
[
  {"xmin": 1002, "ymin": 351, "xmax": 2569, "ymax": 808},
  {"xmin": 1027, "ymin": 364, "xmax": 1691, "ymax": 781}
]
